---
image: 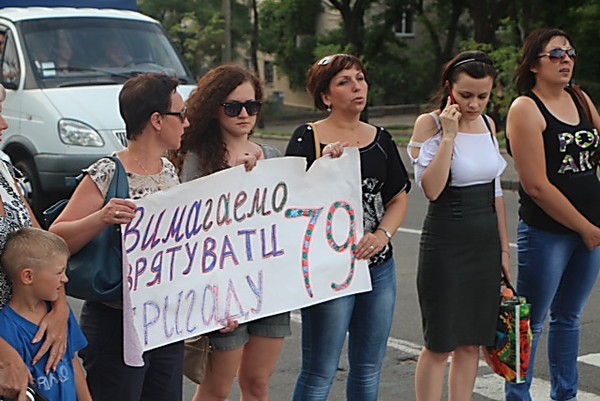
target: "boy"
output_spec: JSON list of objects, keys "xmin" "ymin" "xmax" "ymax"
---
[{"xmin": 0, "ymin": 227, "xmax": 91, "ymax": 401}]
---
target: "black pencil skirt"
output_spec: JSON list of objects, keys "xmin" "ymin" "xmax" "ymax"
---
[{"xmin": 417, "ymin": 182, "xmax": 502, "ymax": 353}]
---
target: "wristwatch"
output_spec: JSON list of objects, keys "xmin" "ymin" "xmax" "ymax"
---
[{"xmin": 377, "ymin": 227, "xmax": 392, "ymax": 240}]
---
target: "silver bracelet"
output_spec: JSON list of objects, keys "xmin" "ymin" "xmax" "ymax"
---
[{"xmin": 376, "ymin": 227, "xmax": 392, "ymax": 240}]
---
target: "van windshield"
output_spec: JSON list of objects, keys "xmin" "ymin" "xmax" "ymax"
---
[{"xmin": 20, "ymin": 17, "xmax": 194, "ymax": 87}]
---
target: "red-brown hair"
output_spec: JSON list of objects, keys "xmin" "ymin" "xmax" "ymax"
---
[{"xmin": 306, "ymin": 54, "xmax": 368, "ymax": 110}]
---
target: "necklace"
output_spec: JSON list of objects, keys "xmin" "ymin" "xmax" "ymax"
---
[{"xmin": 127, "ymin": 149, "xmax": 163, "ymax": 190}]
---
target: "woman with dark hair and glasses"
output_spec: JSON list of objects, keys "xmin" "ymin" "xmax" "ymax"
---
[
  {"xmin": 176, "ymin": 64, "xmax": 325, "ymax": 401},
  {"xmin": 504, "ymin": 29, "xmax": 600, "ymax": 401},
  {"xmin": 407, "ymin": 51, "xmax": 509, "ymax": 401},
  {"xmin": 49, "ymin": 73, "xmax": 190, "ymax": 401},
  {"xmin": 285, "ymin": 54, "xmax": 410, "ymax": 401}
]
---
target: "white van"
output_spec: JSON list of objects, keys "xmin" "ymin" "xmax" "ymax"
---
[{"xmin": 0, "ymin": 7, "xmax": 195, "ymax": 213}]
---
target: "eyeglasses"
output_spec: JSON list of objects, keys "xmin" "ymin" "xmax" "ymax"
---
[
  {"xmin": 538, "ymin": 48, "xmax": 576, "ymax": 61},
  {"xmin": 162, "ymin": 107, "xmax": 187, "ymax": 123},
  {"xmin": 222, "ymin": 101, "xmax": 262, "ymax": 117}
]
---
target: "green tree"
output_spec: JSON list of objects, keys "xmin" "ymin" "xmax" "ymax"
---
[
  {"xmin": 325, "ymin": 0, "xmax": 377, "ymax": 57},
  {"xmin": 139, "ymin": 0, "xmax": 252, "ymax": 78},
  {"xmin": 566, "ymin": 3, "xmax": 600, "ymax": 102},
  {"xmin": 466, "ymin": 0, "xmax": 514, "ymax": 45},
  {"xmin": 259, "ymin": 0, "xmax": 322, "ymax": 89}
]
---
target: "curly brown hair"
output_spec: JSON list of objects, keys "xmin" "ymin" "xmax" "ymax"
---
[{"xmin": 178, "ymin": 65, "xmax": 263, "ymax": 175}]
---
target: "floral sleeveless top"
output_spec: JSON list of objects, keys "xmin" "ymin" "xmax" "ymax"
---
[{"xmin": 0, "ymin": 161, "xmax": 33, "ymax": 310}]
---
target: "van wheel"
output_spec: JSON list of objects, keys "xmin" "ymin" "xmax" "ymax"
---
[{"xmin": 14, "ymin": 159, "xmax": 46, "ymax": 218}]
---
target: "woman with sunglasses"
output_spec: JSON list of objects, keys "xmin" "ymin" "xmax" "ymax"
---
[
  {"xmin": 285, "ymin": 54, "xmax": 410, "ymax": 401},
  {"xmin": 49, "ymin": 73, "xmax": 190, "ymax": 401},
  {"xmin": 407, "ymin": 51, "xmax": 509, "ymax": 401},
  {"xmin": 505, "ymin": 29, "xmax": 600, "ymax": 401},
  {"xmin": 177, "ymin": 64, "xmax": 316, "ymax": 401}
]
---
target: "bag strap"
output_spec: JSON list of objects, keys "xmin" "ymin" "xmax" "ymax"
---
[
  {"xmin": 105, "ymin": 155, "xmax": 129, "ymax": 204},
  {"xmin": 501, "ymin": 275, "xmax": 526, "ymax": 303},
  {"xmin": 309, "ymin": 123, "xmax": 321, "ymax": 159},
  {"xmin": 481, "ymin": 114, "xmax": 494, "ymax": 143},
  {"xmin": 571, "ymin": 85, "xmax": 593, "ymax": 124}
]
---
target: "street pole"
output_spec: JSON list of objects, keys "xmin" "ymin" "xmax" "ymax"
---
[{"xmin": 223, "ymin": 0, "xmax": 232, "ymax": 63}]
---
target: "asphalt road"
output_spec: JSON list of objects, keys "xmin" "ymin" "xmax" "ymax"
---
[{"xmin": 68, "ymin": 135, "xmax": 600, "ymax": 400}]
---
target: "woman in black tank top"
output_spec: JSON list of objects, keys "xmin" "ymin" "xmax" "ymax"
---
[{"xmin": 505, "ymin": 28, "xmax": 600, "ymax": 401}]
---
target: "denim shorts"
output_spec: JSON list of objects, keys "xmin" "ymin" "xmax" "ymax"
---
[{"xmin": 208, "ymin": 311, "xmax": 291, "ymax": 351}]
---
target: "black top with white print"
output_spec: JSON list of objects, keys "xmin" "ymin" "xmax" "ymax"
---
[{"xmin": 286, "ymin": 124, "xmax": 411, "ymax": 267}]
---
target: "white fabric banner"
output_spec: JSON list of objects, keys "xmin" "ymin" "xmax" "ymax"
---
[{"xmin": 122, "ymin": 148, "xmax": 371, "ymax": 365}]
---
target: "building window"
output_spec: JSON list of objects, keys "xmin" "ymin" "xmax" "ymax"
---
[
  {"xmin": 264, "ymin": 60, "xmax": 274, "ymax": 85},
  {"xmin": 394, "ymin": 9, "xmax": 415, "ymax": 38}
]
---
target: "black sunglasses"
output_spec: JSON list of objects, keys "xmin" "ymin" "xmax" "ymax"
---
[
  {"xmin": 162, "ymin": 107, "xmax": 187, "ymax": 123},
  {"xmin": 222, "ymin": 101, "xmax": 262, "ymax": 117},
  {"xmin": 538, "ymin": 48, "xmax": 576, "ymax": 61}
]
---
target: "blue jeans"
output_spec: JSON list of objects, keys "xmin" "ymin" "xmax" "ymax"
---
[
  {"xmin": 292, "ymin": 257, "xmax": 397, "ymax": 401},
  {"xmin": 505, "ymin": 221, "xmax": 600, "ymax": 401}
]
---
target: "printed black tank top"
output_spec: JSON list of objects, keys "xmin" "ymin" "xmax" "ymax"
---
[{"xmin": 518, "ymin": 87, "xmax": 600, "ymax": 233}]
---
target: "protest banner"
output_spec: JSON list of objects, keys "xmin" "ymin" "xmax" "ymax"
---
[{"xmin": 122, "ymin": 148, "xmax": 371, "ymax": 366}]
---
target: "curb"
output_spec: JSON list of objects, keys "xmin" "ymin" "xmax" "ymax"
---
[{"xmin": 254, "ymin": 133, "xmax": 521, "ymax": 192}]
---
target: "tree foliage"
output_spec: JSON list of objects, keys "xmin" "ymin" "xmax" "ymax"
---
[
  {"xmin": 139, "ymin": 0, "xmax": 599, "ymax": 114},
  {"xmin": 566, "ymin": 2, "xmax": 600, "ymax": 100},
  {"xmin": 139, "ymin": 0, "xmax": 252, "ymax": 78},
  {"xmin": 258, "ymin": 0, "xmax": 322, "ymax": 89}
]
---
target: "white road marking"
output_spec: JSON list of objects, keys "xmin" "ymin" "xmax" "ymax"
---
[
  {"xmin": 290, "ymin": 228, "xmax": 598, "ymax": 398},
  {"xmin": 396, "ymin": 227, "xmax": 600, "ymax": 398},
  {"xmin": 397, "ymin": 227, "xmax": 517, "ymax": 249},
  {"xmin": 579, "ymin": 353, "xmax": 600, "ymax": 368},
  {"xmin": 292, "ymin": 279, "xmax": 600, "ymax": 400},
  {"xmin": 475, "ymin": 373, "xmax": 600, "ymax": 400}
]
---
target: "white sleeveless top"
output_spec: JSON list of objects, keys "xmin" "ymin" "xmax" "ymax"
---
[{"xmin": 410, "ymin": 113, "xmax": 507, "ymax": 197}]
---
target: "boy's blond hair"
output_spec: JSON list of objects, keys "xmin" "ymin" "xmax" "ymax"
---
[{"xmin": 1, "ymin": 227, "xmax": 70, "ymax": 281}]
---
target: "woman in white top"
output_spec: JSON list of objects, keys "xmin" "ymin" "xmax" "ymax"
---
[{"xmin": 407, "ymin": 51, "xmax": 511, "ymax": 401}]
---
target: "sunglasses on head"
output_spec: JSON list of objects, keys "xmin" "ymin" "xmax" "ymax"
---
[
  {"xmin": 317, "ymin": 53, "xmax": 348, "ymax": 66},
  {"xmin": 162, "ymin": 107, "xmax": 187, "ymax": 123},
  {"xmin": 538, "ymin": 48, "xmax": 576, "ymax": 61},
  {"xmin": 222, "ymin": 100, "xmax": 262, "ymax": 117}
]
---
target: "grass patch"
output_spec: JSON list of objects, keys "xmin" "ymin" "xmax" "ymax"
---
[
  {"xmin": 254, "ymin": 130, "xmax": 291, "ymax": 137},
  {"xmin": 385, "ymin": 124, "xmax": 413, "ymax": 130},
  {"xmin": 393, "ymin": 136, "xmax": 411, "ymax": 146}
]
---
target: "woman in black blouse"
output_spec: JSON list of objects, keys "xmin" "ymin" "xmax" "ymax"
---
[{"xmin": 285, "ymin": 54, "xmax": 410, "ymax": 401}]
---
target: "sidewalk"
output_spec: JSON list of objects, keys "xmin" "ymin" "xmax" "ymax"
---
[{"xmin": 256, "ymin": 113, "xmax": 520, "ymax": 192}]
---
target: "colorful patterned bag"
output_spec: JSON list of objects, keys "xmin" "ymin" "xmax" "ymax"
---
[{"xmin": 483, "ymin": 280, "xmax": 533, "ymax": 383}]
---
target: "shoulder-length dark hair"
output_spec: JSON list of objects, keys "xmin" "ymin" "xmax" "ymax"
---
[
  {"xmin": 180, "ymin": 65, "xmax": 263, "ymax": 175},
  {"xmin": 515, "ymin": 28, "xmax": 573, "ymax": 94},
  {"xmin": 306, "ymin": 54, "xmax": 368, "ymax": 110},
  {"xmin": 434, "ymin": 51, "xmax": 496, "ymax": 110}
]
